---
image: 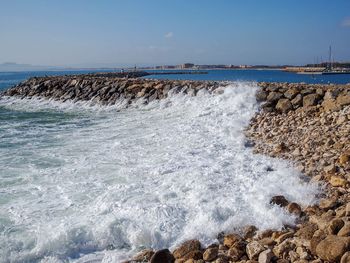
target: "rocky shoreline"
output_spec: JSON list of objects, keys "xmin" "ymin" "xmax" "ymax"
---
[
  {"xmin": 2, "ymin": 76, "xmax": 350, "ymax": 262},
  {"xmin": 124, "ymin": 82, "xmax": 350, "ymax": 263}
]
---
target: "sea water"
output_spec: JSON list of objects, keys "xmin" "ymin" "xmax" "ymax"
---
[{"xmin": 0, "ymin": 72, "xmax": 321, "ymax": 262}]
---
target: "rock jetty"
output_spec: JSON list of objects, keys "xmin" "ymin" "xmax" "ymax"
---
[{"xmin": 1, "ymin": 74, "xmax": 221, "ymax": 105}]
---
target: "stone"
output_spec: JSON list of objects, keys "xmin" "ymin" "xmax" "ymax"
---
[
  {"xmin": 181, "ymin": 250, "xmax": 202, "ymax": 261},
  {"xmin": 303, "ymin": 94, "xmax": 319, "ymax": 107},
  {"xmin": 256, "ymin": 90, "xmax": 268, "ymax": 102},
  {"xmin": 203, "ymin": 247, "xmax": 218, "ymax": 262},
  {"xmin": 338, "ymin": 223, "xmax": 350, "ymax": 237},
  {"xmin": 273, "ymin": 239, "xmax": 295, "ymax": 259},
  {"xmin": 327, "ymin": 218, "xmax": 345, "ymax": 235},
  {"xmin": 341, "ymin": 251, "xmax": 350, "ymax": 263},
  {"xmin": 258, "ymin": 249, "xmax": 274, "ymax": 263},
  {"xmin": 150, "ymin": 249, "xmax": 175, "ymax": 263},
  {"xmin": 270, "ymin": 195, "xmax": 289, "ymax": 207},
  {"xmin": 339, "ymin": 153, "xmax": 350, "ymax": 165},
  {"xmin": 223, "ymin": 234, "xmax": 242, "ymax": 248},
  {"xmin": 287, "ymin": 202, "xmax": 302, "ymax": 216},
  {"xmin": 315, "ymin": 235, "xmax": 350, "ymax": 262},
  {"xmin": 319, "ymin": 198, "xmax": 338, "ymax": 210},
  {"xmin": 227, "ymin": 245, "xmax": 245, "ymax": 261},
  {"xmin": 276, "ymin": 99, "xmax": 292, "ymax": 113},
  {"xmin": 243, "ymin": 225, "xmax": 258, "ymax": 239},
  {"xmin": 337, "ymin": 94, "xmax": 350, "ymax": 106},
  {"xmin": 330, "ymin": 176, "xmax": 347, "ymax": 187},
  {"xmin": 266, "ymin": 92, "xmax": 283, "ymax": 102},
  {"xmin": 132, "ymin": 249, "xmax": 154, "ymax": 261},
  {"xmin": 322, "ymin": 98, "xmax": 340, "ymax": 111},
  {"xmin": 284, "ymin": 88, "xmax": 299, "ymax": 99},
  {"xmin": 291, "ymin": 94, "xmax": 303, "ymax": 106},
  {"xmin": 346, "ymin": 203, "xmax": 350, "ymax": 216},
  {"xmin": 246, "ymin": 241, "xmax": 265, "ymax": 260},
  {"xmin": 173, "ymin": 240, "xmax": 201, "ymax": 259}
]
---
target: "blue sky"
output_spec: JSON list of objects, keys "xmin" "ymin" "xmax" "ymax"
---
[{"xmin": 0, "ymin": 0, "xmax": 349, "ymax": 67}]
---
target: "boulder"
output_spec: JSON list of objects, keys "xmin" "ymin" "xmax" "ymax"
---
[
  {"xmin": 173, "ymin": 240, "xmax": 201, "ymax": 259},
  {"xmin": 337, "ymin": 94, "xmax": 350, "ymax": 106},
  {"xmin": 284, "ymin": 88, "xmax": 299, "ymax": 99},
  {"xmin": 303, "ymin": 94, "xmax": 319, "ymax": 107},
  {"xmin": 246, "ymin": 241, "xmax": 265, "ymax": 260},
  {"xmin": 150, "ymin": 249, "xmax": 175, "ymax": 263},
  {"xmin": 341, "ymin": 251, "xmax": 350, "ymax": 263},
  {"xmin": 258, "ymin": 249, "xmax": 274, "ymax": 263},
  {"xmin": 266, "ymin": 92, "xmax": 283, "ymax": 102},
  {"xmin": 276, "ymin": 99, "xmax": 292, "ymax": 113},
  {"xmin": 203, "ymin": 247, "xmax": 218, "ymax": 261},
  {"xmin": 270, "ymin": 195, "xmax": 289, "ymax": 207},
  {"xmin": 223, "ymin": 234, "xmax": 242, "ymax": 248},
  {"xmin": 315, "ymin": 235, "xmax": 350, "ymax": 262}
]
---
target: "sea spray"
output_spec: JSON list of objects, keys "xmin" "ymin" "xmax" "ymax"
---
[{"xmin": 0, "ymin": 82, "xmax": 318, "ymax": 262}]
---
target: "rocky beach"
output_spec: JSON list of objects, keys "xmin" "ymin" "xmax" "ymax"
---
[{"xmin": 1, "ymin": 75, "xmax": 350, "ymax": 263}]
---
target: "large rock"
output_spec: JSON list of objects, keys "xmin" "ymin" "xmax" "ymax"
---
[
  {"xmin": 337, "ymin": 94, "xmax": 350, "ymax": 106},
  {"xmin": 203, "ymin": 247, "xmax": 218, "ymax": 261},
  {"xmin": 132, "ymin": 249, "xmax": 154, "ymax": 261},
  {"xmin": 258, "ymin": 249, "xmax": 274, "ymax": 263},
  {"xmin": 270, "ymin": 195, "xmax": 289, "ymax": 207},
  {"xmin": 150, "ymin": 249, "xmax": 175, "ymax": 263},
  {"xmin": 315, "ymin": 235, "xmax": 350, "ymax": 262},
  {"xmin": 223, "ymin": 234, "xmax": 242, "ymax": 248},
  {"xmin": 173, "ymin": 240, "xmax": 201, "ymax": 259},
  {"xmin": 266, "ymin": 91, "xmax": 283, "ymax": 102},
  {"xmin": 341, "ymin": 251, "xmax": 350, "ymax": 263},
  {"xmin": 303, "ymin": 94, "xmax": 319, "ymax": 107},
  {"xmin": 276, "ymin": 99, "xmax": 292, "ymax": 113},
  {"xmin": 246, "ymin": 241, "xmax": 265, "ymax": 260}
]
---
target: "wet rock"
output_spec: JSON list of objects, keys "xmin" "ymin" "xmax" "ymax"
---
[
  {"xmin": 223, "ymin": 234, "xmax": 242, "ymax": 248},
  {"xmin": 173, "ymin": 240, "xmax": 201, "ymax": 259},
  {"xmin": 270, "ymin": 195, "xmax": 289, "ymax": 207},
  {"xmin": 150, "ymin": 249, "xmax": 175, "ymax": 263},
  {"xmin": 287, "ymin": 202, "xmax": 302, "ymax": 216},
  {"xmin": 203, "ymin": 247, "xmax": 218, "ymax": 261},
  {"xmin": 327, "ymin": 218, "xmax": 345, "ymax": 234},
  {"xmin": 246, "ymin": 241, "xmax": 264, "ymax": 260},
  {"xmin": 132, "ymin": 249, "xmax": 154, "ymax": 261}
]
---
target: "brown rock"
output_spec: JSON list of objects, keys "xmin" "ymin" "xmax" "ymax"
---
[
  {"xmin": 273, "ymin": 239, "xmax": 295, "ymax": 259},
  {"xmin": 287, "ymin": 202, "xmax": 302, "ymax": 216},
  {"xmin": 173, "ymin": 240, "xmax": 201, "ymax": 259},
  {"xmin": 296, "ymin": 223, "xmax": 318, "ymax": 240},
  {"xmin": 291, "ymin": 94, "xmax": 303, "ymax": 107},
  {"xmin": 181, "ymin": 250, "xmax": 202, "ymax": 261},
  {"xmin": 256, "ymin": 90, "xmax": 268, "ymax": 102},
  {"xmin": 203, "ymin": 247, "xmax": 218, "ymax": 262},
  {"xmin": 315, "ymin": 235, "xmax": 350, "ymax": 262},
  {"xmin": 276, "ymin": 99, "xmax": 292, "ymax": 113},
  {"xmin": 341, "ymin": 251, "xmax": 350, "ymax": 263},
  {"xmin": 338, "ymin": 223, "xmax": 350, "ymax": 237},
  {"xmin": 303, "ymin": 94, "xmax": 319, "ymax": 107},
  {"xmin": 327, "ymin": 218, "xmax": 345, "ymax": 235},
  {"xmin": 270, "ymin": 195, "xmax": 289, "ymax": 207},
  {"xmin": 223, "ymin": 234, "xmax": 242, "ymax": 248},
  {"xmin": 258, "ymin": 249, "xmax": 274, "ymax": 263},
  {"xmin": 246, "ymin": 241, "xmax": 264, "ymax": 260},
  {"xmin": 244, "ymin": 225, "xmax": 258, "ymax": 240},
  {"xmin": 267, "ymin": 92, "xmax": 283, "ymax": 102},
  {"xmin": 339, "ymin": 153, "xmax": 350, "ymax": 165},
  {"xmin": 330, "ymin": 176, "xmax": 347, "ymax": 187},
  {"xmin": 150, "ymin": 249, "xmax": 175, "ymax": 263},
  {"xmin": 337, "ymin": 94, "xmax": 350, "ymax": 106},
  {"xmin": 284, "ymin": 88, "xmax": 299, "ymax": 99},
  {"xmin": 227, "ymin": 245, "xmax": 246, "ymax": 261}
]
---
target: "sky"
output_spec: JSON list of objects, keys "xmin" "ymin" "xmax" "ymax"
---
[{"xmin": 0, "ymin": 0, "xmax": 349, "ymax": 67}]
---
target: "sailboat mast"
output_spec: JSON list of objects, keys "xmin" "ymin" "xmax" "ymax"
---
[{"xmin": 328, "ymin": 45, "xmax": 332, "ymax": 71}]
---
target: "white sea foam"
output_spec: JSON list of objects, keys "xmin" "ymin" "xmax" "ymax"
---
[{"xmin": 0, "ymin": 82, "xmax": 318, "ymax": 262}]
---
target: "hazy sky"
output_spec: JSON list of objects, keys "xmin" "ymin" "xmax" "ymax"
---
[{"xmin": 1, "ymin": 0, "xmax": 350, "ymax": 67}]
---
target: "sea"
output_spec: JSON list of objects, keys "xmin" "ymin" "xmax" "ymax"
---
[{"xmin": 0, "ymin": 69, "xmax": 348, "ymax": 263}]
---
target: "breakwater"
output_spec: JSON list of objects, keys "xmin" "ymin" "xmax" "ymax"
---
[{"xmin": 2, "ymin": 74, "xmax": 221, "ymax": 105}]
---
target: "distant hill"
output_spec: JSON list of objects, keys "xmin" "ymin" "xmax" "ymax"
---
[{"xmin": 0, "ymin": 62, "xmax": 64, "ymax": 72}]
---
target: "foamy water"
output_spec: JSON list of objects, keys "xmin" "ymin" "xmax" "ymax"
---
[{"xmin": 0, "ymin": 82, "xmax": 318, "ymax": 263}]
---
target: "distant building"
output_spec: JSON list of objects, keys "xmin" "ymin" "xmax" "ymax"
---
[{"xmin": 181, "ymin": 63, "xmax": 195, "ymax": 69}]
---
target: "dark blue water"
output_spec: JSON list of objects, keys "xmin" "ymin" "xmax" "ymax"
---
[
  {"xmin": 1, "ymin": 69, "xmax": 350, "ymax": 93},
  {"xmin": 145, "ymin": 69, "xmax": 350, "ymax": 84}
]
